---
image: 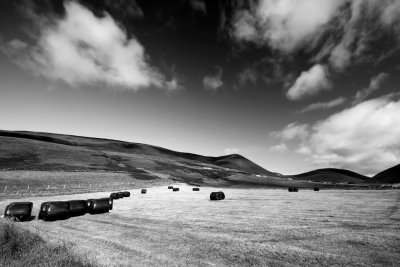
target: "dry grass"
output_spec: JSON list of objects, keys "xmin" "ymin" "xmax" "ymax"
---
[
  {"xmin": 0, "ymin": 220, "xmax": 94, "ymax": 267},
  {"xmin": 1, "ymin": 186, "xmax": 399, "ymax": 266}
]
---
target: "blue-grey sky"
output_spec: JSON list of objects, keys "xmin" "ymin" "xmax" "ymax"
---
[{"xmin": 1, "ymin": 0, "xmax": 400, "ymax": 176}]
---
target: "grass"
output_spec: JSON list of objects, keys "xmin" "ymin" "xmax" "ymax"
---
[
  {"xmin": 1, "ymin": 186, "xmax": 398, "ymax": 266},
  {"xmin": 0, "ymin": 220, "xmax": 94, "ymax": 267}
]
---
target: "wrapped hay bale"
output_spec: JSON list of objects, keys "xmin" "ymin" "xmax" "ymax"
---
[{"xmin": 4, "ymin": 202, "xmax": 33, "ymax": 222}]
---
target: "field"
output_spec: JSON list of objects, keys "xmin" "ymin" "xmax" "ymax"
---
[{"xmin": 1, "ymin": 186, "xmax": 399, "ymax": 266}]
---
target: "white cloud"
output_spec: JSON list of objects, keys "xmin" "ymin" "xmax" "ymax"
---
[
  {"xmin": 276, "ymin": 95, "xmax": 400, "ymax": 175},
  {"xmin": 203, "ymin": 66, "xmax": 223, "ymax": 91},
  {"xmin": 2, "ymin": 2, "xmax": 173, "ymax": 91},
  {"xmin": 232, "ymin": 0, "xmax": 345, "ymax": 52},
  {"xmin": 286, "ymin": 64, "xmax": 331, "ymax": 100},
  {"xmin": 270, "ymin": 143, "xmax": 287, "ymax": 152},
  {"xmin": 300, "ymin": 97, "xmax": 346, "ymax": 113},
  {"xmin": 223, "ymin": 147, "xmax": 240, "ymax": 155},
  {"xmin": 353, "ymin": 73, "xmax": 389, "ymax": 104},
  {"xmin": 272, "ymin": 122, "xmax": 309, "ymax": 141},
  {"xmin": 189, "ymin": 0, "xmax": 207, "ymax": 15}
]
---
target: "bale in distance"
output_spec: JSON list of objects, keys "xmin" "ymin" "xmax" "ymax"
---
[
  {"xmin": 67, "ymin": 200, "xmax": 87, "ymax": 217},
  {"xmin": 110, "ymin": 193, "xmax": 119, "ymax": 199},
  {"xmin": 192, "ymin": 188, "xmax": 200, "ymax": 191},
  {"xmin": 288, "ymin": 187, "xmax": 299, "ymax": 192},
  {"xmin": 122, "ymin": 191, "xmax": 130, "ymax": 197},
  {"xmin": 116, "ymin": 192, "xmax": 125, "ymax": 198},
  {"xmin": 4, "ymin": 202, "xmax": 33, "ymax": 222},
  {"xmin": 314, "ymin": 187, "xmax": 320, "ymax": 191},
  {"xmin": 168, "ymin": 186, "xmax": 173, "ymax": 189},
  {"xmin": 141, "ymin": 189, "xmax": 147, "ymax": 194},
  {"xmin": 210, "ymin": 191, "xmax": 225, "ymax": 200},
  {"xmin": 173, "ymin": 188, "xmax": 179, "ymax": 192},
  {"xmin": 87, "ymin": 198, "xmax": 110, "ymax": 215},
  {"xmin": 38, "ymin": 201, "xmax": 70, "ymax": 221}
]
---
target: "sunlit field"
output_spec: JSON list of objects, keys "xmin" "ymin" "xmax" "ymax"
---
[{"xmin": 1, "ymin": 186, "xmax": 399, "ymax": 266}]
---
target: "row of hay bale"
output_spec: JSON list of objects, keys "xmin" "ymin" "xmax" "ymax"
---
[
  {"xmin": 4, "ymin": 190, "xmax": 131, "ymax": 222},
  {"xmin": 288, "ymin": 187, "xmax": 320, "ymax": 192},
  {"xmin": 167, "ymin": 186, "xmax": 200, "ymax": 192}
]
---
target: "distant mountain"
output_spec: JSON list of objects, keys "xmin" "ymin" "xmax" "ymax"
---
[
  {"xmin": 0, "ymin": 130, "xmax": 282, "ymax": 187},
  {"xmin": 370, "ymin": 164, "xmax": 400, "ymax": 183},
  {"xmin": 287, "ymin": 168, "xmax": 370, "ymax": 184}
]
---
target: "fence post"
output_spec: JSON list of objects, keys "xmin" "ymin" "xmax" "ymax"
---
[
  {"xmin": 90, "ymin": 184, "xmax": 91, "ymax": 188},
  {"xmin": 27, "ymin": 185, "xmax": 30, "ymax": 191},
  {"xmin": 47, "ymin": 185, "xmax": 50, "ymax": 190},
  {"xmin": 64, "ymin": 184, "xmax": 66, "ymax": 189},
  {"xmin": 4, "ymin": 185, "xmax": 7, "ymax": 192}
]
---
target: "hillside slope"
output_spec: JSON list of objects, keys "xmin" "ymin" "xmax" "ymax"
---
[
  {"xmin": 0, "ymin": 130, "xmax": 286, "ymax": 187},
  {"xmin": 370, "ymin": 164, "xmax": 400, "ymax": 183},
  {"xmin": 288, "ymin": 168, "xmax": 370, "ymax": 184}
]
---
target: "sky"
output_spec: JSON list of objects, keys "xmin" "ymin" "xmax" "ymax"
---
[{"xmin": 0, "ymin": 0, "xmax": 400, "ymax": 176}]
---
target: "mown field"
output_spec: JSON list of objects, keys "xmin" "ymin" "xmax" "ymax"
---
[{"xmin": 1, "ymin": 186, "xmax": 399, "ymax": 266}]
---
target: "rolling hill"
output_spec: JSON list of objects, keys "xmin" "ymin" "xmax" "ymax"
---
[
  {"xmin": 287, "ymin": 168, "xmax": 370, "ymax": 184},
  {"xmin": 369, "ymin": 164, "xmax": 400, "ymax": 183}
]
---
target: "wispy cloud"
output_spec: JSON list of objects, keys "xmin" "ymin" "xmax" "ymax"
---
[
  {"xmin": 286, "ymin": 64, "xmax": 331, "ymax": 100},
  {"xmin": 223, "ymin": 147, "xmax": 240, "ymax": 155},
  {"xmin": 203, "ymin": 66, "xmax": 223, "ymax": 91},
  {"xmin": 189, "ymin": 0, "xmax": 207, "ymax": 15},
  {"xmin": 300, "ymin": 97, "xmax": 346, "ymax": 113},
  {"xmin": 353, "ymin": 73, "xmax": 389, "ymax": 105},
  {"xmin": 270, "ymin": 143, "xmax": 287, "ymax": 152},
  {"xmin": 1, "ymin": 2, "xmax": 176, "ymax": 91}
]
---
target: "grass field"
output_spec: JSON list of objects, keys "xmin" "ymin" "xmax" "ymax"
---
[{"xmin": 1, "ymin": 186, "xmax": 399, "ymax": 266}]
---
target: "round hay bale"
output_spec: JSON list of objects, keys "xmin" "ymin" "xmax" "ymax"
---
[
  {"xmin": 210, "ymin": 191, "xmax": 225, "ymax": 200},
  {"xmin": 88, "ymin": 198, "xmax": 110, "ymax": 214},
  {"xmin": 192, "ymin": 188, "xmax": 200, "ymax": 191},
  {"xmin": 314, "ymin": 187, "xmax": 320, "ymax": 191},
  {"xmin": 116, "ymin": 192, "xmax": 125, "ymax": 198},
  {"xmin": 68, "ymin": 200, "xmax": 87, "ymax": 217},
  {"xmin": 122, "ymin": 191, "xmax": 130, "ymax": 197},
  {"xmin": 99, "ymin": 197, "xmax": 113, "ymax": 210},
  {"xmin": 173, "ymin": 188, "xmax": 180, "ymax": 191},
  {"xmin": 168, "ymin": 186, "xmax": 174, "ymax": 189},
  {"xmin": 293, "ymin": 187, "xmax": 299, "ymax": 192},
  {"xmin": 39, "ymin": 201, "xmax": 70, "ymax": 221},
  {"xmin": 4, "ymin": 202, "xmax": 33, "ymax": 222},
  {"xmin": 141, "ymin": 189, "xmax": 147, "ymax": 194},
  {"xmin": 110, "ymin": 193, "xmax": 119, "ymax": 199}
]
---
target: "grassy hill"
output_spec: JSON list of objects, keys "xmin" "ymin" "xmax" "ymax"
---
[
  {"xmin": 288, "ymin": 168, "xmax": 370, "ymax": 184},
  {"xmin": 369, "ymin": 164, "xmax": 400, "ymax": 183},
  {"xmin": 1, "ymin": 130, "xmax": 297, "ymax": 189}
]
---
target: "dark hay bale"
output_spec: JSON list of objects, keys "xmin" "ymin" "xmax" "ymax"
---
[
  {"xmin": 192, "ymin": 188, "xmax": 200, "ymax": 191},
  {"xmin": 110, "ymin": 193, "xmax": 120, "ymax": 199},
  {"xmin": 87, "ymin": 198, "xmax": 110, "ymax": 214},
  {"xmin": 172, "ymin": 188, "xmax": 179, "ymax": 191},
  {"xmin": 210, "ymin": 191, "xmax": 225, "ymax": 200},
  {"xmin": 67, "ymin": 200, "xmax": 87, "ymax": 217},
  {"xmin": 141, "ymin": 189, "xmax": 147, "ymax": 194},
  {"xmin": 168, "ymin": 186, "xmax": 173, "ymax": 189},
  {"xmin": 100, "ymin": 197, "xmax": 113, "ymax": 210},
  {"xmin": 4, "ymin": 202, "xmax": 33, "ymax": 222},
  {"xmin": 116, "ymin": 192, "xmax": 125, "ymax": 198},
  {"xmin": 122, "ymin": 191, "xmax": 130, "ymax": 197},
  {"xmin": 314, "ymin": 187, "xmax": 320, "ymax": 191},
  {"xmin": 288, "ymin": 187, "xmax": 299, "ymax": 192},
  {"xmin": 38, "ymin": 202, "xmax": 70, "ymax": 221}
]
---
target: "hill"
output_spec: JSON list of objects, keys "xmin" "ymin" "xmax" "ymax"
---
[
  {"xmin": 287, "ymin": 168, "xmax": 370, "ymax": 184},
  {"xmin": 369, "ymin": 164, "xmax": 400, "ymax": 183},
  {"xmin": 0, "ymin": 130, "xmax": 290, "ymax": 188}
]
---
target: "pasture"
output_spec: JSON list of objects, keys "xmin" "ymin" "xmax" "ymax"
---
[{"xmin": 1, "ymin": 186, "xmax": 399, "ymax": 266}]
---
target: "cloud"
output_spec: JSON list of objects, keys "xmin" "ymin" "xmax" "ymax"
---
[
  {"xmin": 223, "ymin": 147, "xmax": 240, "ymax": 155},
  {"xmin": 237, "ymin": 67, "xmax": 258, "ymax": 87},
  {"xmin": 286, "ymin": 64, "xmax": 331, "ymax": 100},
  {"xmin": 353, "ymin": 73, "xmax": 389, "ymax": 104},
  {"xmin": 300, "ymin": 97, "xmax": 346, "ymax": 113},
  {"xmin": 189, "ymin": 0, "xmax": 207, "ymax": 15},
  {"xmin": 1, "ymin": 2, "xmax": 174, "ymax": 91},
  {"xmin": 270, "ymin": 143, "xmax": 287, "ymax": 152},
  {"xmin": 232, "ymin": 0, "xmax": 345, "ymax": 52},
  {"xmin": 203, "ymin": 66, "xmax": 223, "ymax": 91},
  {"xmin": 272, "ymin": 122, "xmax": 309, "ymax": 141},
  {"xmin": 276, "ymin": 95, "xmax": 400, "ymax": 175},
  {"xmin": 231, "ymin": 0, "xmax": 400, "ymax": 73}
]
